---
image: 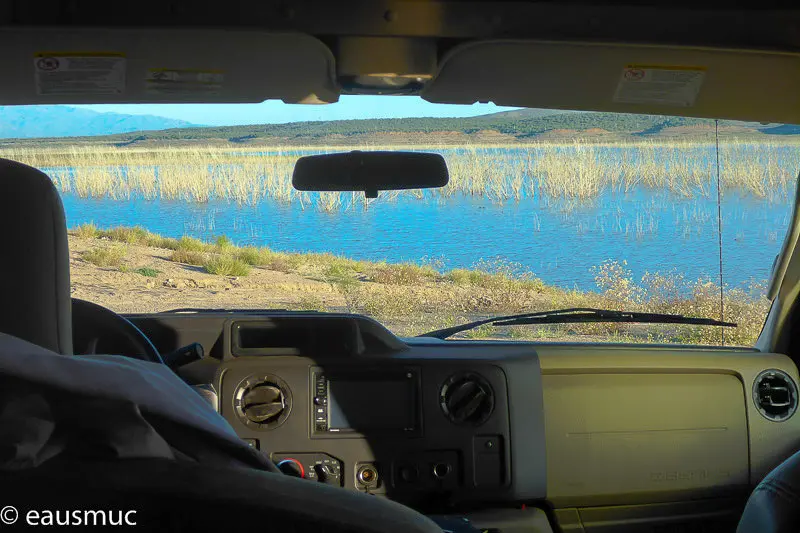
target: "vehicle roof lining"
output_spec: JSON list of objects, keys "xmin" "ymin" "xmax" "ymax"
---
[{"xmin": 0, "ymin": 27, "xmax": 798, "ymax": 124}]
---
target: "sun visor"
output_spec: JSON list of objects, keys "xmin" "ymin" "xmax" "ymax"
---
[
  {"xmin": 0, "ymin": 29, "xmax": 339, "ymax": 105},
  {"xmin": 423, "ymin": 40, "xmax": 800, "ymax": 124}
]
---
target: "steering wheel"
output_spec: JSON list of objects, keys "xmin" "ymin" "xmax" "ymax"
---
[
  {"xmin": 71, "ymin": 298, "xmax": 164, "ymax": 365},
  {"xmin": 71, "ymin": 298, "xmax": 281, "ymax": 474}
]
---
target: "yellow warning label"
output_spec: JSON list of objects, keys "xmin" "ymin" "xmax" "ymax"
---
[{"xmin": 145, "ymin": 68, "xmax": 224, "ymax": 96}]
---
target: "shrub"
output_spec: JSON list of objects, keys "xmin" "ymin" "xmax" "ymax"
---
[
  {"xmin": 360, "ymin": 288, "xmax": 424, "ymax": 319},
  {"xmin": 462, "ymin": 324, "xmax": 496, "ymax": 339},
  {"xmin": 82, "ymin": 245, "xmax": 127, "ymax": 267},
  {"xmin": 215, "ymin": 235, "xmax": 234, "ymax": 250},
  {"xmin": 446, "ymin": 269, "xmax": 483, "ymax": 286},
  {"xmin": 169, "ymin": 249, "xmax": 206, "ymax": 266},
  {"xmin": 236, "ymin": 246, "xmax": 274, "ymax": 266},
  {"xmin": 102, "ymin": 226, "xmax": 150, "ymax": 244},
  {"xmin": 290, "ymin": 294, "xmax": 328, "ymax": 312},
  {"xmin": 133, "ymin": 267, "xmax": 161, "ymax": 277},
  {"xmin": 74, "ymin": 223, "xmax": 99, "ymax": 239},
  {"xmin": 176, "ymin": 236, "xmax": 207, "ymax": 252},
  {"xmin": 323, "ymin": 263, "xmax": 362, "ymax": 312},
  {"xmin": 97, "ymin": 225, "xmax": 175, "ymax": 249},
  {"xmin": 152, "ymin": 236, "xmax": 180, "ymax": 250},
  {"xmin": 265, "ymin": 253, "xmax": 304, "ymax": 273},
  {"xmin": 204, "ymin": 255, "xmax": 251, "ymax": 276},
  {"xmin": 592, "ymin": 259, "xmax": 644, "ymax": 303},
  {"xmin": 369, "ymin": 263, "xmax": 439, "ymax": 285}
]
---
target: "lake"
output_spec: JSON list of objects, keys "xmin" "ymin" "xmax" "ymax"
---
[{"xmin": 60, "ymin": 183, "xmax": 794, "ymax": 293}]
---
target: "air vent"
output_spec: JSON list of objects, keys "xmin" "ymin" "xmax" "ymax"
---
[
  {"xmin": 753, "ymin": 369, "xmax": 798, "ymax": 422},
  {"xmin": 440, "ymin": 373, "xmax": 495, "ymax": 426},
  {"xmin": 234, "ymin": 374, "xmax": 292, "ymax": 430}
]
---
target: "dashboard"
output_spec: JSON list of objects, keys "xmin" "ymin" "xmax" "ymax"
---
[
  {"xmin": 129, "ymin": 311, "xmax": 800, "ymax": 533},
  {"xmin": 214, "ymin": 315, "xmax": 547, "ymax": 510}
]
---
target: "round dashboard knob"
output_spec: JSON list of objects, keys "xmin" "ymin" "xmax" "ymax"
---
[
  {"xmin": 277, "ymin": 458, "xmax": 305, "ymax": 478},
  {"xmin": 314, "ymin": 463, "xmax": 333, "ymax": 482},
  {"xmin": 440, "ymin": 373, "xmax": 494, "ymax": 425}
]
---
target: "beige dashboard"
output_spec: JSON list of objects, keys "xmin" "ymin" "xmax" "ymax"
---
[{"xmin": 537, "ymin": 345, "xmax": 800, "ymax": 531}]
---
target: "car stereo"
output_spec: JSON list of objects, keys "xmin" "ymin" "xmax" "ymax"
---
[{"xmin": 311, "ymin": 367, "xmax": 422, "ymax": 437}]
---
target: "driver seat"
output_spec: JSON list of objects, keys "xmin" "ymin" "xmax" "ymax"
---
[
  {"xmin": 0, "ymin": 159, "xmax": 443, "ymax": 533},
  {"xmin": 737, "ymin": 449, "xmax": 800, "ymax": 532},
  {"xmin": 0, "ymin": 158, "xmax": 72, "ymax": 354}
]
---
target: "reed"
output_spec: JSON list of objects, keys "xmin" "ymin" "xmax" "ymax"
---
[{"xmin": 5, "ymin": 139, "xmax": 798, "ymax": 208}]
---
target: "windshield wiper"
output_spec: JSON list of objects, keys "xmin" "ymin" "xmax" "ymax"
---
[
  {"xmin": 419, "ymin": 307, "xmax": 736, "ymax": 340},
  {"xmin": 159, "ymin": 307, "xmax": 290, "ymax": 314}
]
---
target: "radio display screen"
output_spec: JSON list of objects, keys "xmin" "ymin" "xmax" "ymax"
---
[{"xmin": 327, "ymin": 377, "xmax": 416, "ymax": 431}]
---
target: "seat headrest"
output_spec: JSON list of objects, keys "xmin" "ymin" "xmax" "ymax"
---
[{"xmin": 0, "ymin": 159, "xmax": 72, "ymax": 354}]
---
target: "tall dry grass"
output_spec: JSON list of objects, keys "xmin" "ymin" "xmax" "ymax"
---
[{"xmin": 3, "ymin": 138, "xmax": 798, "ymax": 208}]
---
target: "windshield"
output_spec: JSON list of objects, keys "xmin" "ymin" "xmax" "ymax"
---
[{"xmin": 6, "ymin": 97, "xmax": 796, "ymax": 345}]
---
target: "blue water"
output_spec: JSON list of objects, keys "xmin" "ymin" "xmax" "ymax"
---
[{"xmin": 61, "ymin": 186, "xmax": 793, "ymax": 292}]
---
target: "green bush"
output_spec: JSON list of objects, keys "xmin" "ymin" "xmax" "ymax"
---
[
  {"xmin": 102, "ymin": 226, "xmax": 150, "ymax": 244},
  {"xmin": 215, "ymin": 235, "xmax": 234, "ymax": 250},
  {"xmin": 176, "ymin": 236, "xmax": 207, "ymax": 252},
  {"xmin": 82, "ymin": 246, "xmax": 127, "ymax": 267},
  {"xmin": 74, "ymin": 223, "xmax": 99, "ymax": 239},
  {"xmin": 445, "ymin": 269, "xmax": 483, "ymax": 285},
  {"xmin": 265, "ymin": 253, "xmax": 304, "ymax": 273},
  {"xmin": 369, "ymin": 263, "xmax": 439, "ymax": 285},
  {"xmin": 169, "ymin": 249, "xmax": 206, "ymax": 266},
  {"xmin": 290, "ymin": 294, "xmax": 329, "ymax": 312},
  {"xmin": 235, "ymin": 246, "xmax": 274, "ymax": 266},
  {"xmin": 133, "ymin": 267, "xmax": 161, "ymax": 277},
  {"xmin": 204, "ymin": 255, "xmax": 251, "ymax": 276}
]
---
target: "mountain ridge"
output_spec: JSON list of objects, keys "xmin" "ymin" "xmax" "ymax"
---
[
  {"xmin": 0, "ymin": 106, "xmax": 793, "ymax": 144},
  {"xmin": 0, "ymin": 106, "xmax": 197, "ymax": 138}
]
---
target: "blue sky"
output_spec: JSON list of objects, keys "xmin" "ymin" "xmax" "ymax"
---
[{"xmin": 77, "ymin": 96, "xmax": 519, "ymax": 126}]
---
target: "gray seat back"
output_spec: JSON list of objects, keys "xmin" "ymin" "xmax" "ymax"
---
[{"xmin": 0, "ymin": 158, "xmax": 71, "ymax": 354}]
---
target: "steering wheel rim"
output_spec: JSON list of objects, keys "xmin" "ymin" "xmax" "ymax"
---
[{"xmin": 71, "ymin": 298, "xmax": 164, "ymax": 364}]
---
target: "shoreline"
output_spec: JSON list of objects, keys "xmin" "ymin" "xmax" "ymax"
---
[{"xmin": 68, "ymin": 225, "xmax": 769, "ymax": 346}]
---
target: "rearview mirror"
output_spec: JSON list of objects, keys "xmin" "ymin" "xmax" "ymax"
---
[{"xmin": 292, "ymin": 151, "xmax": 449, "ymax": 198}]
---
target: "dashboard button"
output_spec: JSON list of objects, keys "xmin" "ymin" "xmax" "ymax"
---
[{"xmin": 398, "ymin": 464, "xmax": 419, "ymax": 483}]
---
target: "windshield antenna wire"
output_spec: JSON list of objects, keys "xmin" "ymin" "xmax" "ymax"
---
[{"xmin": 714, "ymin": 119, "xmax": 725, "ymax": 345}]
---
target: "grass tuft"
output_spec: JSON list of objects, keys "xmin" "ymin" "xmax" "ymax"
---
[
  {"xmin": 203, "ymin": 255, "xmax": 252, "ymax": 276},
  {"xmin": 133, "ymin": 266, "xmax": 161, "ymax": 277},
  {"xmin": 265, "ymin": 253, "xmax": 304, "ymax": 273},
  {"xmin": 74, "ymin": 223, "xmax": 99, "ymax": 239},
  {"xmin": 169, "ymin": 249, "xmax": 206, "ymax": 266},
  {"xmin": 235, "ymin": 246, "xmax": 272, "ymax": 266},
  {"xmin": 368, "ymin": 263, "xmax": 439, "ymax": 285},
  {"xmin": 215, "ymin": 235, "xmax": 234, "ymax": 250},
  {"xmin": 82, "ymin": 245, "xmax": 127, "ymax": 267},
  {"xmin": 176, "ymin": 236, "xmax": 208, "ymax": 252}
]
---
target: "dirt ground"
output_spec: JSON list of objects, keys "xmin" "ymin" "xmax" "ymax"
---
[
  {"xmin": 68, "ymin": 236, "xmax": 716, "ymax": 344},
  {"xmin": 68, "ymin": 236, "xmax": 345, "ymax": 315}
]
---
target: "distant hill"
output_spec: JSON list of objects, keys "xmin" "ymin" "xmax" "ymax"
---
[
  {"xmin": 478, "ymin": 108, "xmax": 575, "ymax": 120},
  {"xmin": 0, "ymin": 106, "xmax": 197, "ymax": 138},
  {"xmin": 1, "ymin": 106, "xmax": 794, "ymax": 146},
  {"xmin": 88, "ymin": 111, "xmax": 790, "ymax": 145}
]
